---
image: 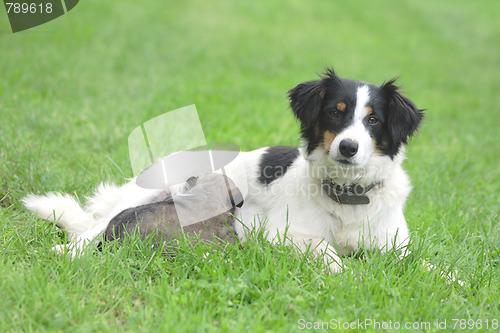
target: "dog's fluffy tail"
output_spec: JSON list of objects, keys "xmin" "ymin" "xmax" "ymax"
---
[{"xmin": 22, "ymin": 193, "xmax": 92, "ymax": 239}]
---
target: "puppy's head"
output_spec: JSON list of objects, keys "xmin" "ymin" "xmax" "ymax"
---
[{"xmin": 288, "ymin": 69, "xmax": 424, "ymax": 166}]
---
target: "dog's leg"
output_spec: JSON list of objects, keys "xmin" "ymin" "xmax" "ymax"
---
[
  {"xmin": 380, "ymin": 219, "xmax": 464, "ymax": 285},
  {"xmin": 50, "ymin": 221, "xmax": 109, "ymax": 257},
  {"xmin": 395, "ymin": 249, "xmax": 464, "ymax": 286},
  {"xmin": 285, "ymin": 234, "xmax": 345, "ymax": 274}
]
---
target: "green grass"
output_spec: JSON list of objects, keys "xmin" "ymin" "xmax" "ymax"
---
[{"xmin": 1, "ymin": 0, "xmax": 499, "ymax": 332}]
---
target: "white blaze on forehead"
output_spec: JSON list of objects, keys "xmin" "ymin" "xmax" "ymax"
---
[
  {"xmin": 353, "ymin": 85, "xmax": 370, "ymax": 123},
  {"xmin": 330, "ymin": 84, "xmax": 374, "ymax": 165}
]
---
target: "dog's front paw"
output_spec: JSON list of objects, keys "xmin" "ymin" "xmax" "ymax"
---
[
  {"xmin": 51, "ymin": 244, "xmax": 69, "ymax": 255},
  {"xmin": 324, "ymin": 258, "xmax": 347, "ymax": 274},
  {"xmin": 50, "ymin": 243, "xmax": 83, "ymax": 258},
  {"xmin": 327, "ymin": 261, "xmax": 345, "ymax": 274}
]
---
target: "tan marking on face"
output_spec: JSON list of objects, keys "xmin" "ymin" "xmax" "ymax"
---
[
  {"xmin": 323, "ymin": 131, "xmax": 337, "ymax": 151},
  {"xmin": 337, "ymin": 102, "xmax": 346, "ymax": 112},
  {"xmin": 366, "ymin": 106, "xmax": 373, "ymax": 115},
  {"xmin": 319, "ymin": 90, "xmax": 325, "ymax": 99}
]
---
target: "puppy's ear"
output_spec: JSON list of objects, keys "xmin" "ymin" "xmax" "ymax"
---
[
  {"xmin": 382, "ymin": 80, "xmax": 425, "ymax": 145},
  {"xmin": 231, "ymin": 188, "xmax": 244, "ymax": 208},
  {"xmin": 288, "ymin": 79, "xmax": 325, "ymax": 128},
  {"xmin": 223, "ymin": 175, "xmax": 244, "ymax": 208},
  {"xmin": 183, "ymin": 176, "xmax": 198, "ymax": 191}
]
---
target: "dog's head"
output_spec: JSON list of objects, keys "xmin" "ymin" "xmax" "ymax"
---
[{"xmin": 288, "ymin": 69, "xmax": 424, "ymax": 167}]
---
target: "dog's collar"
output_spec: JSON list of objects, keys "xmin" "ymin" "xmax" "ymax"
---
[{"xmin": 321, "ymin": 179, "xmax": 381, "ymax": 205}]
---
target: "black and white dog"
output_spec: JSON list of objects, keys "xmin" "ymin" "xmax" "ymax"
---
[{"xmin": 23, "ymin": 69, "xmax": 423, "ymax": 272}]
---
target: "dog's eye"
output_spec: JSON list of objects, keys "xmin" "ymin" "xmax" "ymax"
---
[
  {"xmin": 367, "ymin": 116, "xmax": 378, "ymax": 125},
  {"xmin": 329, "ymin": 110, "xmax": 340, "ymax": 119}
]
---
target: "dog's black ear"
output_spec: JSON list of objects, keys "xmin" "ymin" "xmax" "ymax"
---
[
  {"xmin": 288, "ymin": 69, "xmax": 343, "ymax": 128},
  {"xmin": 382, "ymin": 80, "xmax": 425, "ymax": 145},
  {"xmin": 288, "ymin": 79, "xmax": 325, "ymax": 128}
]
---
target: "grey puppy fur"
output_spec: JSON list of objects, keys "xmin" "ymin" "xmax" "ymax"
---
[{"xmin": 102, "ymin": 173, "xmax": 243, "ymax": 248}]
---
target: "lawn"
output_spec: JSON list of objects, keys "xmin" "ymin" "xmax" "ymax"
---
[{"xmin": 1, "ymin": 0, "xmax": 499, "ymax": 332}]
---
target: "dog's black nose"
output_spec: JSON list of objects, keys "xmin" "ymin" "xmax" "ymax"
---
[{"xmin": 339, "ymin": 139, "xmax": 358, "ymax": 158}]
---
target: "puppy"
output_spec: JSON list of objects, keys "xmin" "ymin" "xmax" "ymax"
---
[{"xmin": 103, "ymin": 173, "xmax": 242, "ymax": 246}]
